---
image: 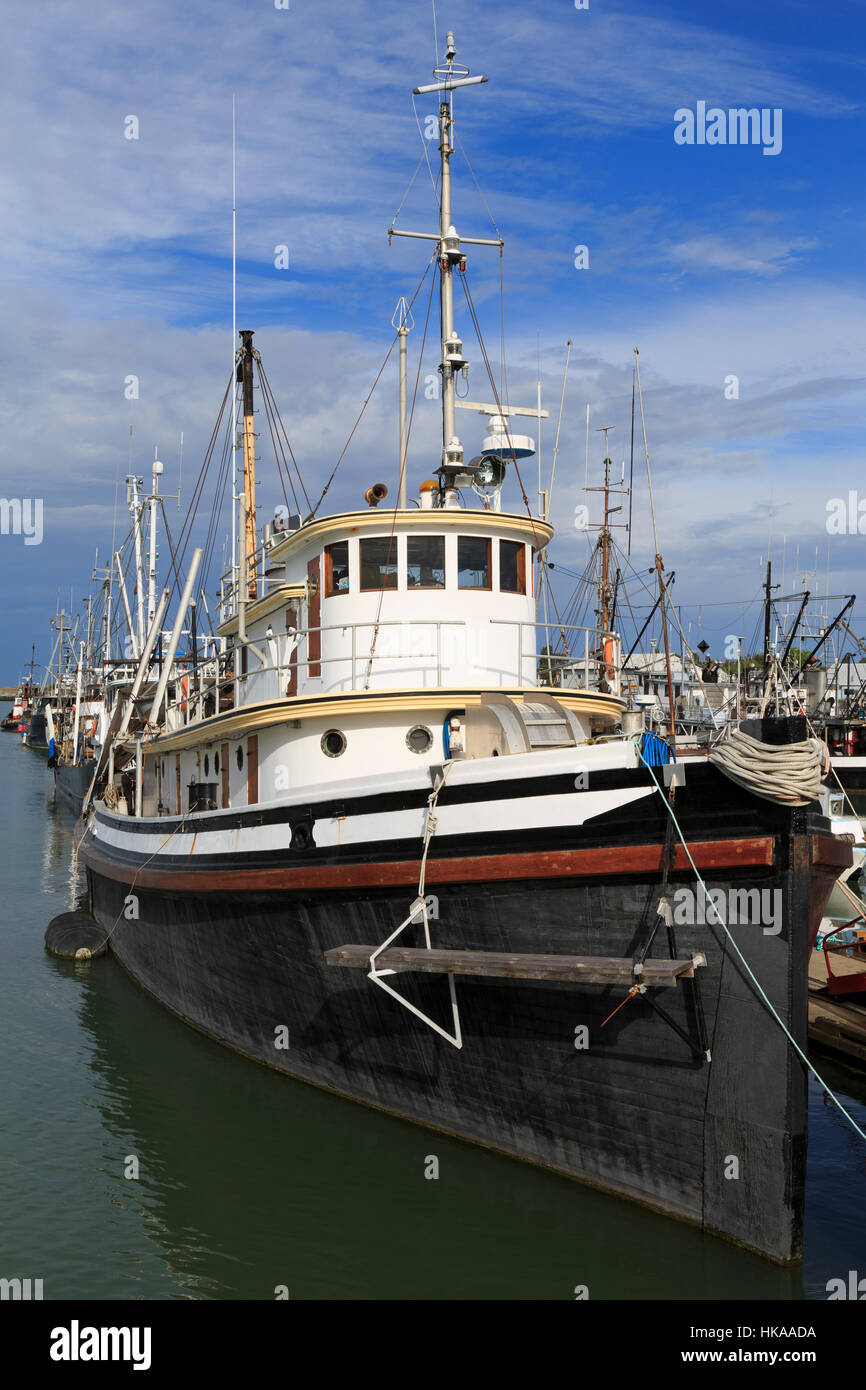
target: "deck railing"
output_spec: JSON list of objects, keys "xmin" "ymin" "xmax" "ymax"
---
[{"xmin": 156, "ymin": 617, "xmax": 621, "ymax": 729}]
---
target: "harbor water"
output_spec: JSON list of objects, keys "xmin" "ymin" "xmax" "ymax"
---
[{"xmin": 2, "ymin": 732, "xmax": 864, "ymax": 1301}]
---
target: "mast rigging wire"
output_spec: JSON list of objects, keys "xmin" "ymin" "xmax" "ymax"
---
[
  {"xmin": 363, "ymin": 256, "xmax": 439, "ymax": 689},
  {"xmin": 308, "ymin": 252, "xmax": 438, "ymax": 518}
]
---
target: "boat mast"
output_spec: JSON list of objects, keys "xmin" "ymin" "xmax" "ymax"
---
[
  {"xmin": 129, "ymin": 473, "xmax": 145, "ymax": 657},
  {"xmin": 147, "ymin": 453, "xmax": 162, "ymax": 636},
  {"xmin": 407, "ymin": 33, "xmax": 489, "ymax": 481},
  {"xmin": 762, "ymin": 558, "xmax": 779, "ymax": 697},
  {"xmin": 239, "ymin": 329, "xmax": 258, "ymax": 599},
  {"xmin": 438, "ymin": 73, "xmax": 458, "ymax": 468},
  {"xmin": 231, "ymin": 94, "xmax": 238, "ymax": 587},
  {"xmin": 586, "ymin": 425, "xmax": 625, "ymax": 690}
]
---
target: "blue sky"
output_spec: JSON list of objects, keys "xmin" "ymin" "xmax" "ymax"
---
[{"xmin": 1, "ymin": 0, "xmax": 865, "ymax": 677}]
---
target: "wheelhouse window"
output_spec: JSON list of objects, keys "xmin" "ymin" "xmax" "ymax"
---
[
  {"xmin": 500, "ymin": 540, "xmax": 526, "ymax": 594},
  {"xmin": 407, "ymin": 535, "xmax": 445, "ymax": 589},
  {"xmin": 457, "ymin": 536, "xmax": 491, "ymax": 590},
  {"xmin": 325, "ymin": 540, "xmax": 349, "ymax": 596},
  {"xmin": 360, "ymin": 537, "xmax": 398, "ymax": 591}
]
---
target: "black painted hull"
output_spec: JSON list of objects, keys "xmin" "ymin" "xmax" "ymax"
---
[
  {"xmin": 83, "ymin": 764, "xmax": 847, "ymax": 1262},
  {"xmin": 54, "ymin": 760, "xmax": 94, "ymax": 815},
  {"xmin": 25, "ymin": 712, "xmax": 48, "ymax": 750}
]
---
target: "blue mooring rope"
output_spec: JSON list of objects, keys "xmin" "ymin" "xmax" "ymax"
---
[{"xmin": 639, "ymin": 729, "xmax": 675, "ymax": 767}]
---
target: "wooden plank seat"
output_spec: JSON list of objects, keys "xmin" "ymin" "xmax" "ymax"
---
[{"xmin": 324, "ymin": 946, "xmax": 705, "ymax": 987}]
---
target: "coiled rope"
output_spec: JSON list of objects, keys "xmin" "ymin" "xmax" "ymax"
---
[{"xmin": 708, "ymin": 726, "xmax": 824, "ymax": 806}]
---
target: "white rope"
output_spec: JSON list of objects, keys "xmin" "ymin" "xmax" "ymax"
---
[
  {"xmin": 709, "ymin": 726, "xmax": 823, "ymax": 806},
  {"xmin": 366, "ymin": 763, "xmax": 462, "ymax": 1048}
]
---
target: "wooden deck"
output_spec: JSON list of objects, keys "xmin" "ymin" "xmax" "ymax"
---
[{"xmin": 325, "ymin": 945, "xmax": 704, "ymax": 987}]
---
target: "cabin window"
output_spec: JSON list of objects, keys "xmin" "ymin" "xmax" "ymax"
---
[
  {"xmin": 214, "ymin": 751, "xmax": 219, "ymax": 775},
  {"xmin": 321, "ymin": 729, "xmax": 347, "ymax": 758},
  {"xmin": 406, "ymin": 726, "xmax": 434, "ymax": 754},
  {"xmin": 236, "ymin": 745, "xmax": 244, "ymax": 771},
  {"xmin": 407, "ymin": 536, "xmax": 445, "ymax": 589},
  {"xmin": 500, "ymin": 540, "xmax": 526, "ymax": 594},
  {"xmin": 457, "ymin": 536, "xmax": 491, "ymax": 589},
  {"xmin": 360, "ymin": 537, "xmax": 398, "ymax": 591},
  {"xmin": 204, "ymin": 753, "xmax": 210, "ymax": 777},
  {"xmin": 325, "ymin": 540, "xmax": 350, "ymax": 596}
]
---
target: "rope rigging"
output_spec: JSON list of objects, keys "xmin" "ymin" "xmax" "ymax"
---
[{"xmin": 308, "ymin": 250, "xmax": 438, "ymax": 518}]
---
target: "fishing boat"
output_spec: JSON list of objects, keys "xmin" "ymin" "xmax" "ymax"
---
[
  {"xmin": 78, "ymin": 35, "xmax": 850, "ymax": 1262},
  {"xmin": 2, "ymin": 693, "xmax": 30, "ymax": 731}
]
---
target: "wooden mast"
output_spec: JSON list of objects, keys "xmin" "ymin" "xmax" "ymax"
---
[{"xmin": 239, "ymin": 329, "xmax": 258, "ymax": 599}]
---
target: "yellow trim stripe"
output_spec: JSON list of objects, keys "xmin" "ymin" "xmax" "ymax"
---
[{"xmin": 149, "ymin": 686, "xmax": 623, "ymax": 753}]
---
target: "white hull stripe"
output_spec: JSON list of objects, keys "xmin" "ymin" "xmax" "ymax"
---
[{"xmin": 92, "ymin": 786, "xmax": 657, "ymax": 859}]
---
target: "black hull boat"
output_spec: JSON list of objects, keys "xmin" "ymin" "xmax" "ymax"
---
[
  {"xmin": 82, "ymin": 753, "xmax": 847, "ymax": 1262},
  {"xmin": 74, "ymin": 32, "xmax": 854, "ymax": 1267},
  {"xmin": 54, "ymin": 760, "xmax": 95, "ymax": 815},
  {"xmin": 25, "ymin": 709, "xmax": 48, "ymax": 750}
]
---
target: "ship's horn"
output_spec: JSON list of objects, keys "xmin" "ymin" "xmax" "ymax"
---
[{"xmin": 365, "ymin": 483, "xmax": 389, "ymax": 507}]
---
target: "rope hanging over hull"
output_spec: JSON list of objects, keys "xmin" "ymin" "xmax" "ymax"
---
[{"xmin": 708, "ymin": 727, "xmax": 825, "ymax": 806}]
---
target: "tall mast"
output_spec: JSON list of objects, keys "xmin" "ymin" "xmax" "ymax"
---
[
  {"xmin": 405, "ymin": 33, "xmax": 490, "ymax": 483},
  {"xmin": 130, "ymin": 473, "xmax": 145, "ymax": 657},
  {"xmin": 598, "ymin": 427, "xmax": 615, "ymax": 637},
  {"xmin": 438, "ymin": 82, "xmax": 457, "ymax": 464},
  {"xmin": 763, "ymin": 558, "xmax": 775, "ymax": 678},
  {"xmin": 587, "ymin": 425, "xmax": 622, "ymax": 689},
  {"xmin": 239, "ymin": 329, "xmax": 258, "ymax": 599},
  {"xmin": 147, "ymin": 453, "xmax": 162, "ymax": 634},
  {"xmin": 231, "ymin": 94, "xmax": 238, "ymax": 588}
]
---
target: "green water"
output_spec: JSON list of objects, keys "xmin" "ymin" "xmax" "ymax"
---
[{"xmin": 1, "ymin": 734, "xmax": 864, "ymax": 1300}]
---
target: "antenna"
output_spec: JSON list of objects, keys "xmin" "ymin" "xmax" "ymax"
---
[
  {"xmin": 231, "ymin": 94, "xmax": 238, "ymax": 580},
  {"xmin": 392, "ymin": 297, "xmax": 414, "ymax": 508},
  {"xmin": 546, "ymin": 339, "xmax": 572, "ymax": 522}
]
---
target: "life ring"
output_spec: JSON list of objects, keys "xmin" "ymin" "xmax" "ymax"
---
[
  {"xmin": 91, "ymin": 716, "xmax": 98, "ymax": 737},
  {"xmin": 819, "ymin": 740, "xmax": 831, "ymax": 778},
  {"xmin": 181, "ymin": 675, "xmax": 188, "ymax": 712}
]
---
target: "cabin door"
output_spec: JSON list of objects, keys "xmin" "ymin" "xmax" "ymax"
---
[{"xmin": 307, "ymin": 557, "xmax": 321, "ymax": 679}]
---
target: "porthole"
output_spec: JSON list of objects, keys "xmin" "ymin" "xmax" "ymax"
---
[
  {"xmin": 236, "ymin": 745, "xmax": 243, "ymax": 771},
  {"xmin": 204, "ymin": 753, "xmax": 210, "ymax": 777},
  {"xmin": 214, "ymin": 751, "xmax": 220, "ymax": 774},
  {"xmin": 406, "ymin": 725, "xmax": 433, "ymax": 754},
  {"xmin": 321, "ymin": 729, "xmax": 346, "ymax": 758}
]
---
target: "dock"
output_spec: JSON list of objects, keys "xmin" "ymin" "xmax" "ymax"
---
[{"xmin": 808, "ymin": 946, "xmax": 866, "ymax": 1066}]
